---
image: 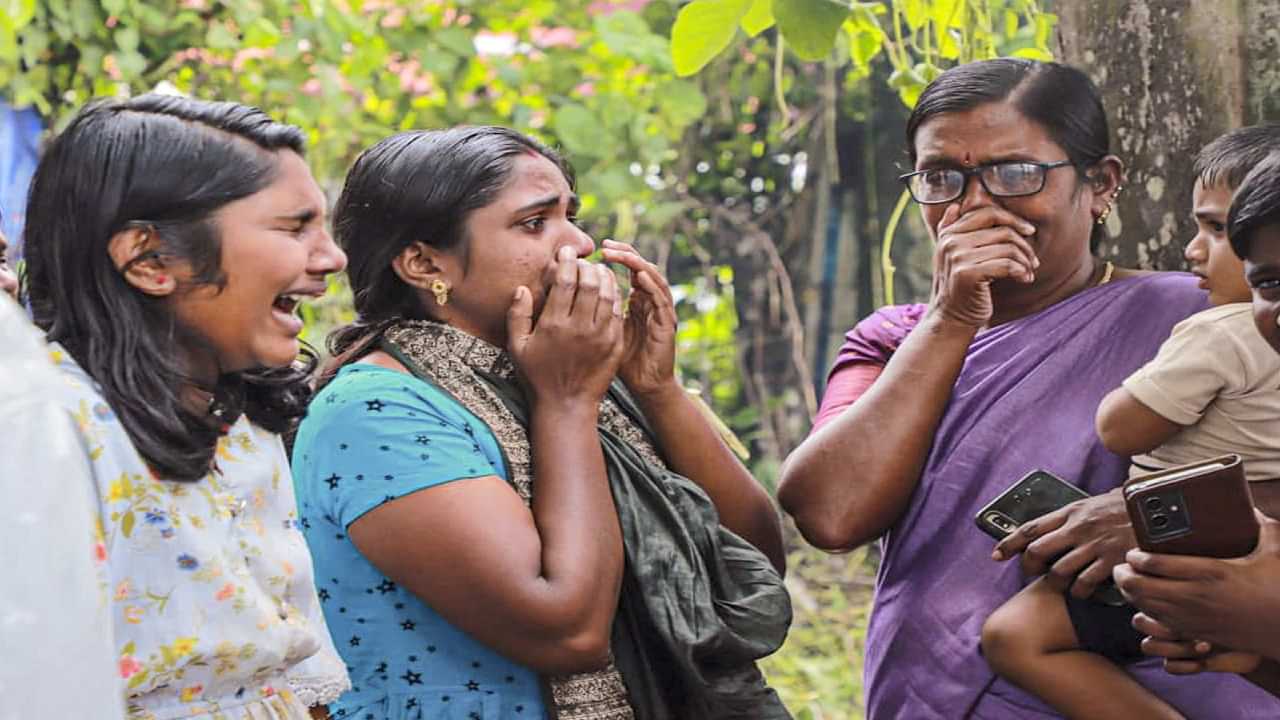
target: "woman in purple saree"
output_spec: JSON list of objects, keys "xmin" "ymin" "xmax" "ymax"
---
[{"xmin": 779, "ymin": 59, "xmax": 1280, "ymax": 718}]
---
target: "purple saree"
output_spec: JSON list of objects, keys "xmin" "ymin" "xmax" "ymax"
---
[{"xmin": 835, "ymin": 273, "xmax": 1279, "ymax": 719}]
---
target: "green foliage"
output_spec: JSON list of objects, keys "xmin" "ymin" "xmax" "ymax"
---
[
  {"xmin": 667, "ymin": 0, "xmax": 1056, "ymax": 305},
  {"xmin": 775, "ymin": 0, "xmax": 850, "ymax": 62},
  {"xmin": 671, "ymin": 0, "xmax": 752, "ymax": 76},
  {"xmin": 670, "ymin": 0, "xmax": 1056, "ymax": 106},
  {"xmin": 1, "ymin": 5, "xmax": 1055, "ymax": 716},
  {"xmin": 761, "ymin": 538, "xmax": 877, "ymax": 719}
]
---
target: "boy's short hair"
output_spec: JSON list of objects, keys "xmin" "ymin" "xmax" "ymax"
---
[
  {"xmin": 1227, "ymin": 152, "xmax": 1280, "ymax": 259},
  {"xmin": 1195, "ymin": 124, "xmax": 1280, "ymax": 190}
]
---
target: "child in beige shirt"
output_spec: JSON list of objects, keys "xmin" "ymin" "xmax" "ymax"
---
[{"xmin": 981, "ymin": 125, "xmax": 1280, "ymax": 720}]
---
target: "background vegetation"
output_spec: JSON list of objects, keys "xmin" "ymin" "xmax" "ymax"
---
[{"xmin": 1, "ymin": 1, "xmax": 1053, "ymax": 716}]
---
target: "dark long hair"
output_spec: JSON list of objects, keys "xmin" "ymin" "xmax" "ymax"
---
[
  {"xmin": 1228, "ymin": 152, "xmax": 1280, "ymax": 259},
  {"xmin": 324, "ymin": 126, "xmax": 573, "ymax": 381},
  {"xmin": 23, "ymin": 94, "xmax": 316, "ymax": 481},
  {"xmin": 906, "ymin": 59, "xmax": 1113, "ymax": 248}
]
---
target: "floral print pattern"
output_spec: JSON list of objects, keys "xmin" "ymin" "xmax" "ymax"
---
[{"xmin": 49, "ymin": 345, "xmax": 349, "ymax": 720}]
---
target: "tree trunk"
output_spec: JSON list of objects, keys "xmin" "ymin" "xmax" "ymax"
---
[{"xmin": 1057, "ymin": 0, "xmax": 1280, "ymax": 270}]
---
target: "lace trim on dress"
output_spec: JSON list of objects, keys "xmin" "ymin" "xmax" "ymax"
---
[{"xmin": 287, "ymin": 674, "xmax": 351, "ymax": 708}]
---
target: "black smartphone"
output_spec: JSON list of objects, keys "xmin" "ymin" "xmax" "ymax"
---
[
  {"xmin": 976, "ymin": 469, "xmax": 1126, "ymax": 605},
  {"xmin": 975, "ymin": 469, "xmax": 1089, "ymax": 541}
]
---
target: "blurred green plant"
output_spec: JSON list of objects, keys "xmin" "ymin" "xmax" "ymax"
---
[
  {"xmin": 0, "ymin": 3, "xmax": 1055, "ymax": 716},
  {"xmin": 669, "ymin": 0, "xmax": 1056, "ymax": 302}
]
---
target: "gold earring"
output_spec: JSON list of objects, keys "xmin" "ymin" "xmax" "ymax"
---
[
  {"xmin": 1095, "ymin": 185, "xmax": 1122, "ymax": 225},
  {"xmin": 430, "ymin": 278, "xmax": 450, "ymax": 306}
]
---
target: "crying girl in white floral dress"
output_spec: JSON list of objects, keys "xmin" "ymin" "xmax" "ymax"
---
[{"xmin": 21, "ymin": 95, "xmax": 350, "ymax": 720}]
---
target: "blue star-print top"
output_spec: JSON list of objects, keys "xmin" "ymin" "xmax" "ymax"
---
[{"xmin": 292, "ymin": 365, "xmax": 548, "ymax": 720}]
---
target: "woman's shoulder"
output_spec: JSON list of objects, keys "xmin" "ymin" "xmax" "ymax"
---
[
  {"xmin": 45, "ymin": 344, "xmax": 107, "ymax": 405},
  {"xmin": 1113, "ymin": 269, "xmax": 1202, "ymax": 299},
  {"xmin": 855, "ymin": 303, "xmax": 929, "ymax": 330},
  {"xmin": 299, "ymin": 364, "xmax": 482, "ymax": 444},
  {"xmin": 1107, "ymin": 270, "xmax": 1208, "ymax": 320},
  {"xmin": 835, "ymin": 303, "xmax": 929, "ymax": 367},
  {"xmin": 312, "ymin": 364, "xmax": 447, "ymax": 412}
]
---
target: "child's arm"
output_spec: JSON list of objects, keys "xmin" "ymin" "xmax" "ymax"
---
[{"xmin": 1095, "ymin": 386, "xmax": 1184, "ymax": 457}]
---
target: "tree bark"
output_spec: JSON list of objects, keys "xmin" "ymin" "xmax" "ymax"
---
[{"xmin": 1057, "ymin": 0, "xmax": 1280, "ymax": 270}]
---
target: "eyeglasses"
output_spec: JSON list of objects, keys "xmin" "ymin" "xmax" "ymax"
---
[{"xmin": 898, "ymin": 160, "xmax": 1074, "ymax": 205}]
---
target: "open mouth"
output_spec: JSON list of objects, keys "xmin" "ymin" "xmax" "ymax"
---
[
  {"xmin": 271, "ymin": 293, "xmax": 306, "ymax": 335},
  {"xmin": 273, "ymin": 294, "xmax": 300, "ymax": 314}
]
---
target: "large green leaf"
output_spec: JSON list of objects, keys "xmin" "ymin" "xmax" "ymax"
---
[
  {"xmin": 774, "ymin": 0, "xmax": 851, "ymax": 62},
  {"xmin": 740, "ymin": 0, "xmax": 775, "ymax": 37},
  {"xmin": 670, "ymin": 0, "xmax": 752, "ymax": 77},
  {"xmin": 848, "ymin": 25, "xmax": 882, "ymax": 69},
  {"xmin": 552, "ymin": 103, "xmax": 608, "ymax": 158}
]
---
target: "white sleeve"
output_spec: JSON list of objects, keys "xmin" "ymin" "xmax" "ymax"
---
[{"xmin": 0, "ymin": 301, "xmax": 125, "ymax": 720}]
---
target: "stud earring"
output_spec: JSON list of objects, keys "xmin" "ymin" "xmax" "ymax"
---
[{"xmin": 430, "ymin": 278, "xmax": 450, "ymax": 306}]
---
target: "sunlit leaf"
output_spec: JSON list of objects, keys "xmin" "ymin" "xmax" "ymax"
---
[
  {"xmin": 775, "ymin": 0, "xmax": 851, "ymax": 62},
  {"xmin": 901, "ymin": 0, "xmax": 926, "ymax": 30},
  {"xmin": 670, "ymin": 0, "xmax": 752, "ymax": 76},
  {"xmin": 847, "ymin": 26, "xmax": 881, "ymax": 68},
  {"xmin": 740, "ymin": 0, "xmax": 775, "ymax": 37}
]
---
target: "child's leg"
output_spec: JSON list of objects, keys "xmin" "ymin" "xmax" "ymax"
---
[{"xmin": 981, "ymin": 577, "xmax": 1186, "ymax": 720}]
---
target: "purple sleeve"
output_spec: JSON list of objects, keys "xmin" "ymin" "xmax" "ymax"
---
[
  {"xmin": 829, "ymin": 303, "xmax": 928, "ymax": 377},
  {"xmin": 810, "ymin": 304, "xmax": 927, "ymax": 435}
]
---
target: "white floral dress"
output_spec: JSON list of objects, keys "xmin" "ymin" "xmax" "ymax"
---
[{"xmin": 49, "ymin": 345, "xmax": 350, "ymax": 720}]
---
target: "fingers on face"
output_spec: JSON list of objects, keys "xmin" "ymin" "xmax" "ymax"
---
[
  {"xmin": 570, "ymin": 259, "xmax": 603, "ymax": 320},
  {"xmin": 596, "ymin": 264, "xmax": 622, "ymax": 326},
  {"xmin": 940, "ymin": 227, "xmax": 1038, "ymax": 273},
  {"xmin": 506, "ymin": 285, "xmax": 534, "ymax": 341},
  {"xmin": 543, "ymin": 246, "xmax": 582, "ymax": 318},
  {"xmin": 942, "ymin": 205, "xmax": 1036, "ymax": 237},
  {"xmin": 949, "ymin": 243, "xmax": 1037, "ymax": 284}
]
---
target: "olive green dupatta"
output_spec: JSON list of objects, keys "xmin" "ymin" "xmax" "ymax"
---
[{"xmin": 382, "ymin": 320, "xmax": 792, "ymax": 720}]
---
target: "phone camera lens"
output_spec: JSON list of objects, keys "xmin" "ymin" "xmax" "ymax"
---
[
  {"xmin": 1151, "ymin": 514, "xmax": 1169, "ymax": 529},
  {"xmin": 1145, "ymin": 497, "xmax": 1163, "ymax": 512}
]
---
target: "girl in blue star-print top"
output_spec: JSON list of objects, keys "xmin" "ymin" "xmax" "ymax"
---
[{"xmin": 291, "ymin": 127, "xmax": 791, "ymax": 720}]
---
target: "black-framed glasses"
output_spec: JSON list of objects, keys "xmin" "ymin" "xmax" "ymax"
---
[{"xmin": 898, "ymin": 160, "xmax": 1074, "ymax": 205}]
